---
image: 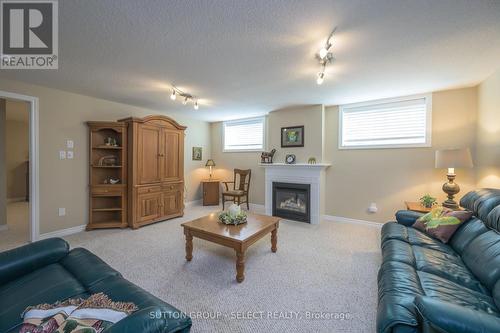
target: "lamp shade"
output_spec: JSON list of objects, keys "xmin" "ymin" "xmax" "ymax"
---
[
  {"xmin": 435, "ymin": 148, "xmax": 473, "ymax": 169},
  {"xmin": 205, "ymin": 159, "xmax": 216, "ymax": 167}
]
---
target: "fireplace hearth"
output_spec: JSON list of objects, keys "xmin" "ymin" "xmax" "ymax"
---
[{"xmin": 272, "ymin": 182, "xmax": 310, "ymax": 223}]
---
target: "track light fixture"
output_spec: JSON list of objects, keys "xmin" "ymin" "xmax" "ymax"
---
[
  {"xmin": 315, "ymin": 26, "xmax": 337, "ymax": 85},
  {"xmin": 316, "ymin": 72, "xmax": 324, "ymax": 85},
  {"xmin": 170, "ymin": 86, "xmax": 200, "ymax": 110}
]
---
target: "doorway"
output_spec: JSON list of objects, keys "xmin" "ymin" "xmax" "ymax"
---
[{"xmin": 0, "ymin": 91, "xmax": 39, "ymax": 249}]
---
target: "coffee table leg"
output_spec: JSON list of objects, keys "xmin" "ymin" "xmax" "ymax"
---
[
  {"xmin": 271, "ymin": 227, "xmax": 278, "ymax": 253},
  {"xmin": 185, "ymin": 231, "xmax": 193, "ymax": 261},
  {"xmin": 236, "ymin": 250, "xmax": 245, "ymax": 283}
]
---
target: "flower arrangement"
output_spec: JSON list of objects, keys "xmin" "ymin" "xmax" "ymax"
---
[{"xmin": 218, "ymin": 204, "xmax": 247, "ymax": 225}]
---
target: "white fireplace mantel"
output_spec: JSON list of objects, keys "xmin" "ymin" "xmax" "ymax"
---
[{"xmin": 260, "ymin": 163, "xmax": 331, "ymax": 224}]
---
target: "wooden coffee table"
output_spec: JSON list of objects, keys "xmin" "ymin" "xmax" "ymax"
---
[{"xmin": 181, "ymin": 212, "xmax": 280, "ymax": 282}]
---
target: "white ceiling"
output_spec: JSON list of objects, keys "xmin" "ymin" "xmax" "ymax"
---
[{"xmin": 2, "ymin": 0, "xmax": 500, "ymax": 122}]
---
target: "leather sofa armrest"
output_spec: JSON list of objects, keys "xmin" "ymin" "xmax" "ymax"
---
[
  {"xmin": 0, "ymin": 237, "xmax": 69, "ymax": 285},
  {"xmin": 395, "ymin": 210, "xmax": 423, "ymax": 227},
  {"xmin": 102, "ymin": 306, "xmax": 192, "ymax": 333},
  {"xmin": 415, "ymin": 296, "xmax": 500, "ymax": 333}
]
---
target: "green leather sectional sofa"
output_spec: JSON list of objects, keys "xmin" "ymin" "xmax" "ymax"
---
[
  {"xmin": 0, "ymin": 238, "xmax": 192, "ymax": 333},
  {"xmin": 377, "ymin": 189, "xmax": 500, "ymax": 333}
]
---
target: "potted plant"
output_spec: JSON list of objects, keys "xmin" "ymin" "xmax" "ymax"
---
[{"xmin": 420, "ymin": 194, "xmax": 437, "ymax": 208}]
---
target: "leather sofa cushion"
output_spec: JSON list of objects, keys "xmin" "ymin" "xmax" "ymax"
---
[
  {"xmin": 377, "ymin": 260, "xmax": 423, "ymax": 333},
  {"xmin": 462, "ymin": 230, "xmax": 500, "ymax": 291},
  {"xmin": 460, "ymin": 188, "xmax": 500, "ymax": 223},
  {"xmin": 88, "ymin": 275, "xmax": 192, "ymax": 329},
  {"xmin": 0, "ymin": 263, "xmax": 88, "ymax": 333},
  {"xmin": 395, "ymin": 210, "xmax": 424, "ymax": 227},
  {"xmin": 382, "ymin": 239, "xmax": 488, "ymax": 294},
  {"xmin": 0, "ymin": 238, "xmax": 69, "ymax": 285},
  {"xmin": 448, "ymin": 217, "xmax": 489, "ymax": 255},
  {"xmin": 418, "ymin": 271, "xmax": 499, "ymax": 315},
  {"xmin": 381, "ymin": 223, "xmax": 456, "ymax": 255},
  {"xmin": 60, "ymin": 248, "xmax": 121, "ymax": 289},
  {"xmin": 487, "ymin": 205, "xmax": 500, "ymax": 231}
]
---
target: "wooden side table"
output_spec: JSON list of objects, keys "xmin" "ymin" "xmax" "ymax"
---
[
  {"xmin": 202, "ymin": 179, "xmax": 220, "ymax": 206},
  {"xmin": 405, "ymin": 201, "xmax": 432, "ymax": 213}
]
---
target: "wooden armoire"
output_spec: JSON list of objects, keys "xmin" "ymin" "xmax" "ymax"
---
[{"xmin": 120, "ymin": 115, "xmax": 186, "ymax": 229}]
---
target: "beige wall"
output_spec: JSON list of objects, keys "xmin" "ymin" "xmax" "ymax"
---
[
  {"xmin": 0, "ymin": 99, "xmax": 6, "ymax": 226},
  {"xmin": 325, "ymin": 88, "xmax": 477, "ymax": 222},
  {"xmin": 210, "ymin": 105, "xmax": 324, "ymax": 205},
  {"xmin": 476, "ymin": 69, "xmax": 500, "ymax": 188},
  {"xmin": 6, "ymin": 101, "xmax": 29, "ymax": 200},
  {"xmin": 0, "ymin": 78, "xmax": 211, "ymax": 234},
  {"xmin": 212, "ymin": 88, "xmax": 480, "ymax": 222}
]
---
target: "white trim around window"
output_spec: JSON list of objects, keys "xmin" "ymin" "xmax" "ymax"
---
[
  {"xmin": 222, "ymin": 116, "xmax": 266, "ymax": 152},
  {"xmin": 338, "ymin": 93, "xmax": 432, "ymax": 149}
]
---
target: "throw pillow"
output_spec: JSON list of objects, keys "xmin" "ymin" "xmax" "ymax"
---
[{"xmin": 412, "ymin": 206, "xmax": 472, "ymax": 243}]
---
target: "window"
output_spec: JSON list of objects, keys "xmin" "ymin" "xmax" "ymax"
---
[
  {"xmin": 339, "ymin": 94, "xmax": 431, "ymax": 149},
  {"xmin": 223, "ymin": 117, "xmax": 265, "ymax": 152}
]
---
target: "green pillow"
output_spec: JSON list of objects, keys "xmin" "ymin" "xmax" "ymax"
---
[{"xmin": 412, "ymin": 206, "xmax": 472, "ymax": 243}]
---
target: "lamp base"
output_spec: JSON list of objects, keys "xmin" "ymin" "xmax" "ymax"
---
[{"xmin": 441, "ymin": 173, "xmax": 460, "ymax": 210}]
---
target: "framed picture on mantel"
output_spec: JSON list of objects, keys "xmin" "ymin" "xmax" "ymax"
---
[{"xmin": 281, "ymin": 125, "xmax": 304, "ymax": 147}]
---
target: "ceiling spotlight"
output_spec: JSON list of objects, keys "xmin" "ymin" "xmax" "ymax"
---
[
  {"xmin": 170, "ymin": 90, "xmax": 176, "ymax": 100},
  {"xmin": 315, "ymin": 26, "xmax": 337, "ymax": 85},
  {"xmin": 316, "ymin": 72, "xmax": 325, "ymax": 85},
  {"xmin": 319, "ymin": 47, "xmax": 328, "ymax": 59},
  {"xmin": 194, "ymin": 101, "xmax": 199, "ymax": 110},
  {"xmin": 183, "ymin": 96, "xmax": 189, "ymax": 105}
]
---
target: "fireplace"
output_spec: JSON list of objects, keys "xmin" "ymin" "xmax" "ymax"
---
[{"xmin": 272, "ymin": 182, "xmax": 310, "ymax": 223}]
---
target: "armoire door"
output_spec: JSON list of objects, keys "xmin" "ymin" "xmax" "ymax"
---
[
  {"xmin": 136, "ymin": 192, "xmax": 162, "ymax": 223},
  {"xmin": 137, "ymin": 124, "xmax": 162, "ymax": 184},
  {"xmin": 162, "ymin": 190, "xmax": 181, "ymax": 216},
  {"xmin": 161, "ymin": 129, "xmax": 181, "ymax": 182}
]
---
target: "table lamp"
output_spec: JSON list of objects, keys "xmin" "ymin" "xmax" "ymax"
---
[
  {"xmin": 205, "ymin": 159, "xmax": 216, "ymax": 179},
  {"xmin": 435, "ymin": 148, "xmax": 473, "ymax": 209}
]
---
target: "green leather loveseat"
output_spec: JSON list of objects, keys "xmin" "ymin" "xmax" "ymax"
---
[
  {"xmin": 377, "ymin": 188, "xmax": 500, "ymax": 333},
  {"xmin": 0, "ymin": 238, "xmax": 192, "ymax": 333}
]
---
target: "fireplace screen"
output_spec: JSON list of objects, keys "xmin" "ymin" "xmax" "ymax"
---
[{"xmin": 272, "ymin": 182, "xmax": 310, "ymax": 223}]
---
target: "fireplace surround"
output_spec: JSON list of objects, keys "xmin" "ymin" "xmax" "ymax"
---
[
  {"xmin": 273, "ymin": 182, "xmax": 311, "ymax": 222},
  {"xmin": 260, "ymin": 163, "xmax": 331, "ymax": 224}
]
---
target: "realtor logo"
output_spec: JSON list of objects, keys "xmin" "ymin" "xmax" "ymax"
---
[{"xmin": 1, "ymin": 0, "xmax": 58, "ymax": 69}]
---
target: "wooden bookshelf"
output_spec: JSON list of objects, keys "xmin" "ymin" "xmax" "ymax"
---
[{"xmin": 87, "ymin": 122, "xmax": 128, "ymax": 230}]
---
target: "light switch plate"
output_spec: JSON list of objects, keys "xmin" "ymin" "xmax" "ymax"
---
[
  {"xmin": 67, "ymin": 151, "xmax": 74, "ymax": 159},
  {"xmin": 66, "ymin": 140, "xmax": 74, "ymax": 149},
  {"xmin": 59, "ymin": 150, "xmax": 66, "ymax": 160},
  {"xmin": 58, "ymin": 208, "xmax": 66, "ymax": 216}
]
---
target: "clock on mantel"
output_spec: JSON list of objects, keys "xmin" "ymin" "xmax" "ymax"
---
[{"xmin": 285, "ymin": 154, "xmax": 296, "ymax": 164}]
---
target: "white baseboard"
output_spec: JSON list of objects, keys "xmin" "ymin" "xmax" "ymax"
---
[
  {"xmin": 39, "ymin": 224, "xmax": 86, "ymax": 240},
  {"xmin": 0, "ymin": 225, "xmax": 9, "ymax": 231},
  {"xmin": 184, "ymin": 199, "xmax": 202, "ymax": 207},
  {"xmin": 248, "ymin": 203, "xmax": 265, "ymax": 213},
  {"xmin": 7, "ymin": 197, "xmax": 26, "ymax": 203},
  {"xmin": 322, "ymin": 215, "xmax": 383, "ymax": 228}
]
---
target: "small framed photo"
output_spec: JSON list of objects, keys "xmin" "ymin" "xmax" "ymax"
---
[
  {"xmin": 281, "ymin": 126, "xmax": 304, "ymax": 147},
  {"xmin": 192, "ymin": 147, "xmax": 202, "ymax": 161}
]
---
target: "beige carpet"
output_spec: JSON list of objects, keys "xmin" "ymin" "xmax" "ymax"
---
[
  {"xmin": 0, "ymin": 202, "xmax": 30, "ymax": 249},
  {"xmin": 60, "ymin": 205, "xmax": 381, "ymax": 333}
]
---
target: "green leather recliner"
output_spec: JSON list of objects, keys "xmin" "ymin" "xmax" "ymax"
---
[
  {"xmin": 377, "ymin": 188, "xmax": 500, "ymax": 333},
  {"xmin": 0, "ymin": 238, "xmax": 192, "ymax": 333}
]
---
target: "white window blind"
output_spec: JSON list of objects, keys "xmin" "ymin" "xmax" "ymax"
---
[
  {"xmin": 223, "ymin": 117, "xmax": 265, "ymax": 151},
  {"xmin": 339, "ymin": 95, "xmax": 431, "ymax": 149}
]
